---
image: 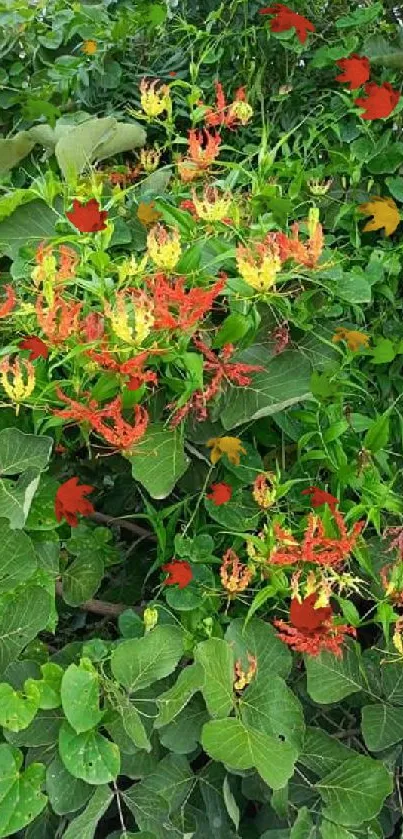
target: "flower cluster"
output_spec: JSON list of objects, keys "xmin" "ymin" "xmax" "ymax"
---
[
  {"xmin": 274, "ymin": 593, "xmax": 356, "ymax": 657},
  {"xmin": 269, "ymin": 509, "xmax": 364, "ymax": 568}
]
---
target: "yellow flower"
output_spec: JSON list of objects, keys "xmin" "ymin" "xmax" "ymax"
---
[
  {"xmin": 252, "ymin": 473, "xmax": 277, "ymax": 509},
  {"xmin": 236, "ymin": 241, "xmax": 281, "ymax": 292},
  {"xmin": 137, "ymin": 201, "xmax": 161, "ymax": 227},
  {"xmin": 332, "ymin": 328, "xmax": 370, "ymax": 353},
  {"xmin": 0, "ymin": 355, "xmax": 35, "ymax": 413},
  {"xmin": 140, "ymin": 78, "xmax": 171, "ymax": 118},
  {"xmin": 147, "ymin": 224, "xmax": 181, "ymax": 271},
  {"xmin": 82, "ymin": 40, "xmax": 97, "ymax": 55},
  {"xmin": 206, "ymin": 436, "xmax": 246, "ymax": 466},
  {"xmin": 104, "ymin": 290, "xmax": 154, "ymax": 346},
  {"xmin": 228, "ymin": 99, "xmax": 253, "ymax": 126},
  {"xmin": 192, "ymin": 186, "xmax": 232, "ymax": 222},
  {"xmin": 139, "ymin": 147, "xmax": 161, "ymax": 172},
  {"xmin": 117, "ymin": 254, "xmax": 148, "ymax": 285},
  {"xmin": 307, "ymin": 178, "xmax": 333, "ymax": 196},
  {"xmin": 393, "ymin": 619, "xmax": 403, "ymax": 656},
  {"xmin": 31, "ymin": 243, "xmax": 57, "ymax": 291},
  {"xmin": 234, "ymin": 653, "xmax": 257, "ymax": 691}
]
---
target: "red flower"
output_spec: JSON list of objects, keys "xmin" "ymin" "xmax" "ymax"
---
[
  {"xmin": 162, "ymin": 559, "xmax": 193, "ymax": 589},
  {"xmin": 207, "ymin": 482, "xmax": 232, "ymax": 505},
  {"xmin": 149, "ymin": 273, "xmax": 225, "ymax": 331},
  {"xmin": 54, "ymin": 389, "xmax": 149, "ymax": 451},
  {"xmin": 335, "ymin": 54, "xmax": 370, "ymax": 91},
  {"xmin": 86, "ymin": 349, "xmax": 158, "ymax": 391},
  {"xmin": 55, "ymin": 477, "xmax": 95, "ymax": 527},
  {"xmin": 274, "ymin": 593, "xmax": 356, "ymax": 657},
  {"xmin": 203, "ymin": 82, "xmax": 251, "ymax": 130},
  {"xmin": 355, "ymin": 82, "xmax": 400, "ymax": 120},
  {"xmin": 0, "ymin": 285, "xmax": 16, "ymax": 318},
  {"xmin": 269, "ymin": 509, "xmax": 364, "ymax": 568},
  {"xmin": 301, "ymin": 486, "xmax": 338, "ymax": 512},
  {"xmin": 66, "ymin": 199, "xmax": 108, "ymax": 233},
  {"xmin": 259, "ymin": 4, "xmax": 315, "ymax": 44},
  {"xmin": 82, "ymin": 312, "xmax": 105, "ymax": 342},
  {"xmin": 19, "ymin": 336, "xmax": 49, "ymax": 361}
]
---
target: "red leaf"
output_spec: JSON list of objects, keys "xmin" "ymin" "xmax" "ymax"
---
[
  {"xmin": 162, "ymin": 559, "xmax": 193, "ymax": 589},
  {"xmin": 55, "ymin": 477, "xmax": 95, "ymax": 527},
  {"xmin": 66, "ymin": 199, "xmax": 108, "ymax": 233},
  {"xmin": 301, "ymin": 486, "xmax": 338, "ymax": 512},
  {"xmin": 290, "ymin": 594, "xmax": 332, "ymax": 631},
  {"xmin": 206, "ymin": 482, "xmax": 232, "ymax": 505},
  {"xmin": 259, "ymin": 4, "xmax": 315, "ymax": 44},
  {"xmin": 355, "ymin": 82, "xmax": 400, "ymax": 120},
  {"xmin": 19, "ymin": 336, "xmax": 49, "ymax": 361},
  {"xmin": 335, "ymin": 54, "xmax": 370, "ymax": 90}
]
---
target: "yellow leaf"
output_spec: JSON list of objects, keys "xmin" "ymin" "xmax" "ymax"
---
[
  {"xmin": 206, "ymin": 436, "xmax": 246, "ymax": 466},
  {"xmin": 359, "ymin": 196, "xmax": 400, "ymax": 237},
  {"xmin": 137, "ymin": 201, "xmax": 161, "ymax": 226}
]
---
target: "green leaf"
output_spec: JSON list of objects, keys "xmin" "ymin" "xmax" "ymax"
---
[
  {"xmin": 95, "ymin": 121, "xmax": 146, "ymax": 160},
  {"xmin": 220, "ymin": 346, "xmax": 312, "ymax": 429},
  {"xmin": 240, "ymin": 671, "xmax": 305, "ymax": 749},
  {"xmin": 370, "ymin": 339, "xmax": 396, "ymax": 364},
  {"xmin": 320, "ymin": 822, "xmax": 355, "ymax": 839},
  {"xmin": 290, "ymin": 808, "xmax": 316, "ymax": 838},
  {"xmin": 336, "ymin": 2, "xmax": 383, "ymax": 27},
  {"xmin": 299, "ymin": 727, "xmax": 354, "ymax": 780},
  {"xmin": 111, "ymin": 625, "xmax": 184, "ymax": 693},
  {"xmin": 155, "ymin": 663, "xmax": 204, "ymax": 727},
  {"xmin": 62, "ymin": 785, "xmax": 113, "ymax": 839},
  {"xmin": 386, "ymin": 176, "xmax": 403, "ymax": 202},
  {"xmin": 46, "ymin": 754, "xmax": 92, "ymax": 815},
  {"xmin": 0, "ymin": 429, "xmax": 52, "ymax": 529},
  {"xmin": 62, "ymin": 554, "xmax": 104, "ymax": 606},
  {"xmin": 55, "ymin": 117, "xmax": 116, "ymax": 179},
  {"xmin": 61, "ymin": 660, "xmax": 103, "ymax": 733},
  {"xmin": 122, "ymin": 754, "xmax": 193, "ymax": 837},
  {"xmin": 305, "ymin": 644, "xmax": 363, "ymax": 703},
  {"xmin": 0, "ymin": 586, "xmax": 51, "ymax": 676},
  {"xmin": 128, "ymin": 423, "xmax": 189, "ymax": 499},
  {"xmin": 0, "ymin": 681, "xmax": 40, "ymax": 732},
  {"xmin": 0, "ymin": 132, "xmax": 35, "ymax": 174},
  {"xmin": 213, "ymin": 313, "xmax": 251, "ymax": 348},
  {"xmin": 201, "ymin": 718, "xmax": 297, "ymax": 790},
  {"xmin": 363, "ymin": 412, "xmax": 390, "ymax": 454},
  {"xmin": 336, "ymin": 273, "xmax": 371, "ymax": 304},
  {"xmin": 158, "ymin": 695, "xmax": 208, "ymax": 755},
  {"xmin": 26, "ymin": 663, "xmax": 62, "ymax": 710},
  {"xmin": 0, "ymin": 189, "xmax": 37, "ymax": 223},
  {"xmin": 194, "ymin": 639, "xmax": 235, "ymax": 718},
  {"xmin": 4, "ymin": 708, "xmax": 62, "ymax": 748},
  {"xmin": 116, "ymin": 695, "xmax": 151, "ymax": 752},
  {"xmin": 223, "ymin": 775, "xmax": 240, "ymax": 831},
  {"xmin": 0, "ymin": 744, "xmax": 47, "ymax": 838},
  {"xmin": 0, "ymin": 521, "xmax": 37, "ymax": 593},
  {"xmin": 317, "ymin": 754, "xmax": 393, "ymax": 826},
  {"xmin": 361, "ymin": 703, "xmax": 403, "ymax": 751},
  {"xmin": 0, "ymin": 200, "xmax": 60, "ymax": 258},
  {"xmin": 225, "ymin": 617, "xmax": 291, "ymax": 679},
  {"xmin": 59, "ymin": 722, "xmax": 120, "ymax": 785},
  {"xmin": 205, "ymin": 493, "xmax": 259, "ymax": 532}
]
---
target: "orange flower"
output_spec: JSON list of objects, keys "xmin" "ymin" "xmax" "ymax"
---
[
  {"xmin": 253, "ymin": 474, "xmax": 277, "ymax": 509},
  {"xmin": 332, "ymin": 328, "xmax": 370, "ymax": 352},
  {"xmin": 82, "ymin": 40, "xmax": 97, "ymax": 55},
  {"xmin": 0, "ymin": 285, "xmax": 16, "ymax": 318},
  {"xmin": 149, "ymin": 273, "xmax": 225, "ymax": 331},
  {"xmin": 54, "ymin": 389, "xmax": 149, "ymax": 451},
  {"xmin": 275, "ymin": 210, "xmax": 324, "ymax": 269},
  {"xmin": 274, "ymin": 593, "xmax": 355, "ymax": 657},
  {"xmin": 269, "ymin": 510, "xmax": 364, "ymax": 569},
  {"xmin": 203, "ymin": 81, "xmax": 253, "ymax": 129},
  {"xmin": 36, "ymin": 294, "xmax": 82, "ymax": 344},
  {"xmin": 220, "ymin": 548, "xmax": 252, "ymax": 594},
  {"xmin": 178, "ymin": 129, "xmax": 221, "ymax": 182},
  {"xmin": 234, "ymin": 653, "xmax": 257, "ymax": 691}
]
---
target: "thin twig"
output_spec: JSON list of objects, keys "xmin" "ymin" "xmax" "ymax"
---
[
  {"xmin": 89, "ymin": 511, "xmax": 157, "ymax": 541},
  {"xmin": 55, "ymin": 581, "xmax": 142, "ymax": 617}
]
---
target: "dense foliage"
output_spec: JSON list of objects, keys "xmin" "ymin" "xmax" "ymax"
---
[{"xmin": 1, "ymin": 0, "xmax": 403, "ymax": 836}]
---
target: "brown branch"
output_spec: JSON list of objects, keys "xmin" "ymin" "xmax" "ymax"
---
[
  {"xmin": 89, "ymin": 511, "xmax": 157, "ymax": 541},
  {"xmin": 55, "ymin": 581, "xmax": 142, "ymax": 617}
]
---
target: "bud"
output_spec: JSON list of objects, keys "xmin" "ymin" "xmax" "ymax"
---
[
  {"xmin": 234, "ymin": 653, "xmax": 257, "ymax": 691},
  {"xmin": 143, "ymin": 607, "xmax": 158, "ymax": 632},
  {"xmin": 147, "ymin": 224, "xmax": 181, "ymax": 271},
  {"xmin": 140, "ymin": 147, "xmax": 162, "ymax": 173},
  {"xmin": 307, "ymin": 207, "xmax": 320, "ymax": 239},
  {"xmin": 228, "ymin": 99, "xmax": 253, "ymax": 126},
  {"xmin": 307, "ymin": 178, "xmax": 333, "ymax": 196}
]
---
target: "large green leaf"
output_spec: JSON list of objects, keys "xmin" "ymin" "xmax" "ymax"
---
[
  {"xmin": 55, "ymin": 117, "xmax": 116, "ymax": 180},
  {"xmin": 0, "ymin": 681, "xmax": 40, "ymax": 732},
  {"xmin": 59, "ymin": 722, "xmax": 120, "ymax": 785},
  {"xmin": 194, "ymin": 638, "xmax": 235, "ymax": 718},
  {"xmin": 95, "ymin": 121, "xmax": 146, "ymax": 160},
  {"xmin": 201, "ymin": 718, "xmax": 297, "ymax": 790},
  {"xmin": 290, "ymin": 808, "xmax": 316, "ymax": 838},
  {"xmin": 0, "ymin": 521, "xmax": 37, "ymax": 593},
  {"xmin": 0, "ymin": 744, "xmax": 47, "ymax": 838},
  {"xmin": 220, "ymin": 346, "xmax": 312, "ymax": 429},
  {"xmin": 62, "ymin": 785, "xmax": 113, "ymax": 839},
  {"xmin": 0, "ymin": 133, "xmax": 35, "ymax": 174},
  {"xmin": 111, "ymin": 625, "xmax": 184, "ymax": 693},
  {"xmin": 0, "ymin": 586, "xmax": 51, "ymax": 676},
  {"xmin": 122, "ymin": 754, "xmax": 193, "ymax": 838},
  {"xmin": 46, "ymin": 754, "xmax": 92, "ymax": 815},
  {"xmin": 155, "ymin": 663, "xmax": 204, "ymax": 727},
  {"xmin": 225, "ymin": 617, "xmax": 291, "ymax": 679},
  {"xmin": 240, "ymin": 671, "xmax": 305, "ymax": 749},
  {"xmin": 61, "ymin": 554, "xmax": 104, "ymax": 606},
  {"xmin": 4, "ymin": 708, "xmax": 62, "ymax": 747},
  {"xmin": 305, "ymin": 644, "xmax": 364, "ymax": 703},
  {"xmin": 0, "ymin": 200, "xmax": 60, "ymax": 258},
  {"xmin": 299, "ymin": 727, "xmax": 354, "ymax": 779},
  {"xmin": 129, "ymin": 423, "xmax": 189, "ymax": 499},
  {"xmin": 158, "ymin": 696, "xmax": 208, "ymax": 755},
  {"xmin": 317, "ymin": 754, "xmax": 393, "ymax": 827},
  {"xmin": 361, "ymin": 703, "xmax": 403, "ymax": 752},
  {"xmin": 0, "ymin": 189, "xmax": 37, "ymax": 222},
  {"xmin": 61, "ymin": 661, "xmax": 103, "ymax": 733},
  {"xmin": 0, "ymin": 429, "xmax": 52, "ymax": 529}
]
